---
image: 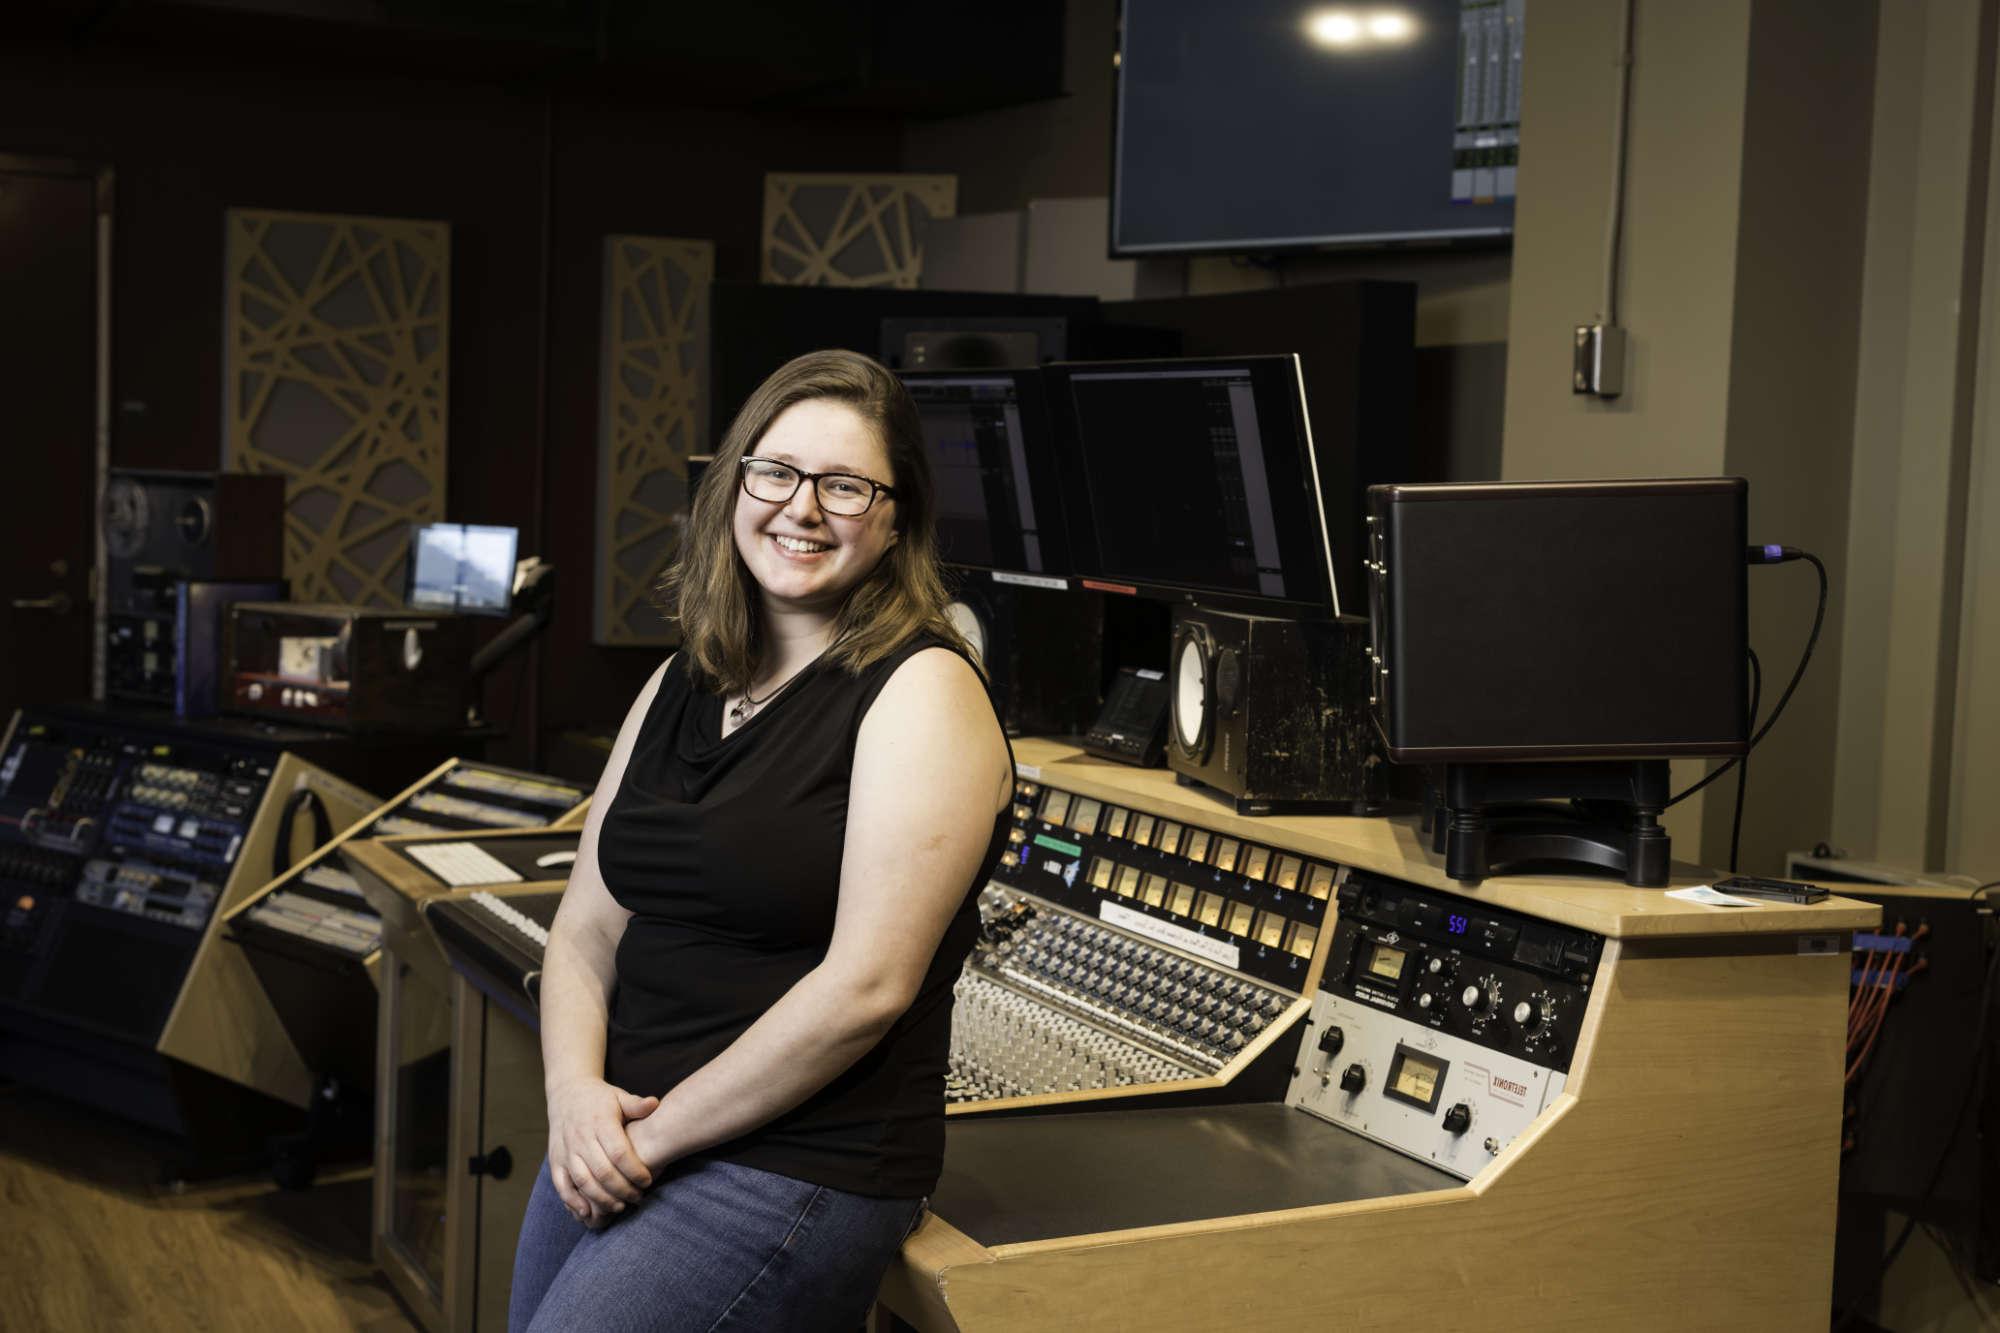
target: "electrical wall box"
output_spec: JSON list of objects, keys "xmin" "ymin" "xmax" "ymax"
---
[{"xmin": 1573, "ymin": 323, "xmax": 1627, "ymax": 397}]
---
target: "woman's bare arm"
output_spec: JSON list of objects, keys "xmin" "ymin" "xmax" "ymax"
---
[{"xmin": 537, "ymin": 657, "xmax": 669, "ymax": 1221}]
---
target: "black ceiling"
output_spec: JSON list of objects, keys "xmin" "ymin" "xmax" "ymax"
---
[{"xmin": 7, "ymin": 0, "xmax": 1069, "ymax": 115}]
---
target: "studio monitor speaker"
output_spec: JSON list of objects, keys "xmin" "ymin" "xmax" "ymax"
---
[
  {"xmin": 102, "ymin": 469, "xmax": 285, "ymax": 615},
  {"xmin": 1168, "ymin": 606, "xmax": 1375, "ymax": 814}
]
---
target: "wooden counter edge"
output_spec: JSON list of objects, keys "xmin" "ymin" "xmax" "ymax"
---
[{"xmin": 881, "ymin": 1214, "xmax": 995, "ymax": 1333}]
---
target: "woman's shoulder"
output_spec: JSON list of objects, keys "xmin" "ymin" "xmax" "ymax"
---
[{"xmin": 863, "ymin": 639, "xmax": 993, "ymax": 729}]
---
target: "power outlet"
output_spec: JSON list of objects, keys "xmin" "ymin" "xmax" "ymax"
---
[{"xmin": 1572, "ymin": 324, "xmax": 1627, "ymax": 397}]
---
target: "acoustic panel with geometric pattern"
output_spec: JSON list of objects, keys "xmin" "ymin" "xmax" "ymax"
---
[
  {"xmin": 223, "ymin": 208, "xmax": 450, "ymax": 607},
  {"xmin": 596, "ymin": 235, "xmax": 714, "ymax": 645},
  {"xmin": 761, "ymin": 173, "xmax": 957, "ymax": 289}
]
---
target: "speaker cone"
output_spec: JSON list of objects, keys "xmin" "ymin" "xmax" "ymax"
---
[
  {"xmin": 104, "ymin": 477, "xmax": 149, "ymax": 559},
  {"xmin": 1173, "ymin": 628, "xmax": 1212, "ymax": 760},
  {"xmin": 945, "ymin": 599, "xmax": 988, "ymax": 667}
]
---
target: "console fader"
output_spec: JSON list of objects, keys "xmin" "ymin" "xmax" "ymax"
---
[{"xmin": 948, "ymin": 776, "xmax": 1334, "ymax": 1110}]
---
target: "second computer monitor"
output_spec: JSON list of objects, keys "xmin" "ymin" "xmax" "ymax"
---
[{"xmin": 1047, "ymin": 355, "xmax": 1339, "ymax": 615}]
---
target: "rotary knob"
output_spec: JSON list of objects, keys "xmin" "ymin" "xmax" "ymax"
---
[
  {"xmin": 1460, "ymin": 976, "xmax": 1501, "ymax": 1019},
  {"xmin": 1442, "ymin": 1103, "xmax": 1472, "ymax": 1135},
  {"xmin": 1339, "ymin": 1062, "xmax": 1367, "ymax": 1093},
  {"xmin": 1317, "ymin": 1024, "xmax": 1345, "ymax": 1056},
  {"xmin": 1513, "ymin": 990, "xmax": 1559, "ymax": 1038}
]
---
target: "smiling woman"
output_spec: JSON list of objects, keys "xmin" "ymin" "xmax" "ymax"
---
[{"xmin": 510, "ymin": 349, "xmax": 1013, "ymax": 1332}]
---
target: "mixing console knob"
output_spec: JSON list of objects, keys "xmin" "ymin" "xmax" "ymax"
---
[
  {"xmin": 1258, "ymin": 993, "xmax": 1282, "ymax": 1016},
  {"xmin": 1460, "ymin": 977, "xmax": 1501, "ymax": 1019},
  {"xmin": 1224, "ymin": 1031, "xmax": 1247, "ymax": 1052},
  {"xmin": 1512, "ymin": 996, "xmax": 1549, "ymax": 1028},
  {"xmin": 1339, "ymin": 1063, "xmax": 1366, "ymax": 1093},
  {"xmin": 1317, "ymin": 1025, "xmax": 1345, "ymax": 1056},
  {"xmin": 1416, "ymin": 991, "xmax": 1434, "ymax": 1012},
  {"xmin": 1442, "ymin": 1103, "xmax": 1472, "ymax": 1135}
]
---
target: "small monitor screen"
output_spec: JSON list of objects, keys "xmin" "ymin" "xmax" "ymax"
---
[
  {"xmin": 406, "ymin": 524, "xmax": 518, "ymax": 616},
  {"xmin": 900, "ymin": 372, "xmax": 1071, "ymax": 576},
  {"xmin": 1052, "ymin": 357, "xmax": 1338, "ymax": 612}
]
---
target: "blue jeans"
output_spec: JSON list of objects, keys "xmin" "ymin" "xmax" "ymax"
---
[{"xmin": 510, "ymin": 1156, "xmax": 924, "ymax": 1332}]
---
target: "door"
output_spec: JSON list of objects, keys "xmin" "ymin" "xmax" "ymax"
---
[{"xmin": 0, "ymin": 159, "xmax": 103, "ymax": 717}]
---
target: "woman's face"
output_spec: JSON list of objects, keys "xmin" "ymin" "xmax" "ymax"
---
[{"xmin": 731, "ymin": 398, "xmax": 900, "ymax": 622}]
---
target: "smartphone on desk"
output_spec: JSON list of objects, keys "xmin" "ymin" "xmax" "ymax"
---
[{"xmin": 1713, "ymin": 875, "xmax": 1830, "ymax": 904}]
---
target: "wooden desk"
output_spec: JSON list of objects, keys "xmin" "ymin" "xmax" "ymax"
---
[
  {"xmin": 881, "ymin": 741, "xmax": 1881, "ymax": 1332},
  {"xmin": 346, "ymin": 832, "xmax": 571, "ymax": 1333}
]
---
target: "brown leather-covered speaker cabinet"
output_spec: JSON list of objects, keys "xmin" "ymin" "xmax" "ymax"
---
[
  {"xmin": 1167, "ymin": 606, "xmax": 1374, "ymax": 814},
  {"xmin": 1367, "ymin": 478, "xmax": 1749, "ymax": 763}
]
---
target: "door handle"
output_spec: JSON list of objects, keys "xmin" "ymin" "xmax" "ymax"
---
[{"xmin": 12, "ymin": 592, "xmax": 74, "ymax": 614}]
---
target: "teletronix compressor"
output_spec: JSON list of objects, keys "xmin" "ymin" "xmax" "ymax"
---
[{"xmin": 1287, "ymin": 869, "xmax": 1600, "ymax": 1175}]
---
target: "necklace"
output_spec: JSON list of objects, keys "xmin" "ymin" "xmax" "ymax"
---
[
  {"xmin": 725, "ymin": 649, "xmax": 824, "ymax": 729},
  {"xmin": 726, "ymin": 630, "xmax": 847, "ymax": 731},
  {"xmin": 726, "ymin": 679, "xmax": 785, "ymax": 728}
]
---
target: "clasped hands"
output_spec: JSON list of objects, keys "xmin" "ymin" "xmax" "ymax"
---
[{"xmin": 545, "ymin": 1077, "xmax": 678, "ymax": 1229}]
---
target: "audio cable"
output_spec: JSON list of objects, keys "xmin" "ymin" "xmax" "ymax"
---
[{"xmin": 1666, "ymin": 545, "xmax": 1828, "ymax": 812}]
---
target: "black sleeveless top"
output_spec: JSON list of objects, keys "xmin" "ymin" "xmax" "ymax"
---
[{"xmin": 596, "ymin": 635, "xmax": 1007, "ymax": 1198}]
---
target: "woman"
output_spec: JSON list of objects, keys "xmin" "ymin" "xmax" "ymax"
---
[{"xmin": 510, "ymin": 350, "xmax": 1012, "ymax": 1331}]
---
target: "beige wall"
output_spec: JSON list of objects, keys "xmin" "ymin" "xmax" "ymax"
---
[
  {"xmin": 1502, "ymin": 0, "xmax": 1876, "ymax": 874},
  {"xmin": 1503, "ymin": 1, "xmax": 1751, "ymax": 481},
  {"xmin": 1835, "ymin": 0, "xmax": 2000, "ymax": 876}
]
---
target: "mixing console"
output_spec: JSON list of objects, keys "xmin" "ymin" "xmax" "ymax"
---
[
  {"xmin": 408, "ymin": 790, "xmax": 549, "ymax": 829},
  {"xmin": 236, "ymin": 760, "xmax": 587, "ymax": 958},
  {"xmin": 0, "ymin": 710, "xmax": 281, "ymax": 1045},
  {"xmin": 945, "ymin": 776, "xmax": 1325, "ymax": 1109}
]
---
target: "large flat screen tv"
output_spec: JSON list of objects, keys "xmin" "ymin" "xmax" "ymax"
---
[{"xmin": 1112, "ymin": 0, "xmax": 1522, "ymax": 255}]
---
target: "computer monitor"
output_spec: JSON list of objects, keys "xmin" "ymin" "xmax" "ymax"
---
[
  {"xmin": 898, "ymin": 369, "xmax": 1080, "ymax": 579},
  {"xmin": 1046, "ymin": 356, "xmax": 1340, "ymax": 615},
  {"xmin": 405, "ymin": 523, "xmax": 519, "ymax": 616}
]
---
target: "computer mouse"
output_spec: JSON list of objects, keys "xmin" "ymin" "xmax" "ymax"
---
[{"xmin": 535, "ymin": 850, "xmax": 578, "ymax": 869}]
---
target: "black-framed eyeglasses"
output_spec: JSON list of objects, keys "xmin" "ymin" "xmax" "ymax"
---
[{"xmin": 738, "ymin": 456, "xmax": 897, "ymax": 517}]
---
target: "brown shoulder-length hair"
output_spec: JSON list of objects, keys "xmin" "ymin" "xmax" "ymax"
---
[{"xmin": 655, "ymin": 349, "xmax": 974, "ymax": 694}]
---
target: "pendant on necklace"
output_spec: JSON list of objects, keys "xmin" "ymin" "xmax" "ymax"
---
[{"xmin": 727, "ymin": 697, "xmax": 756, "ymax": 727}]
